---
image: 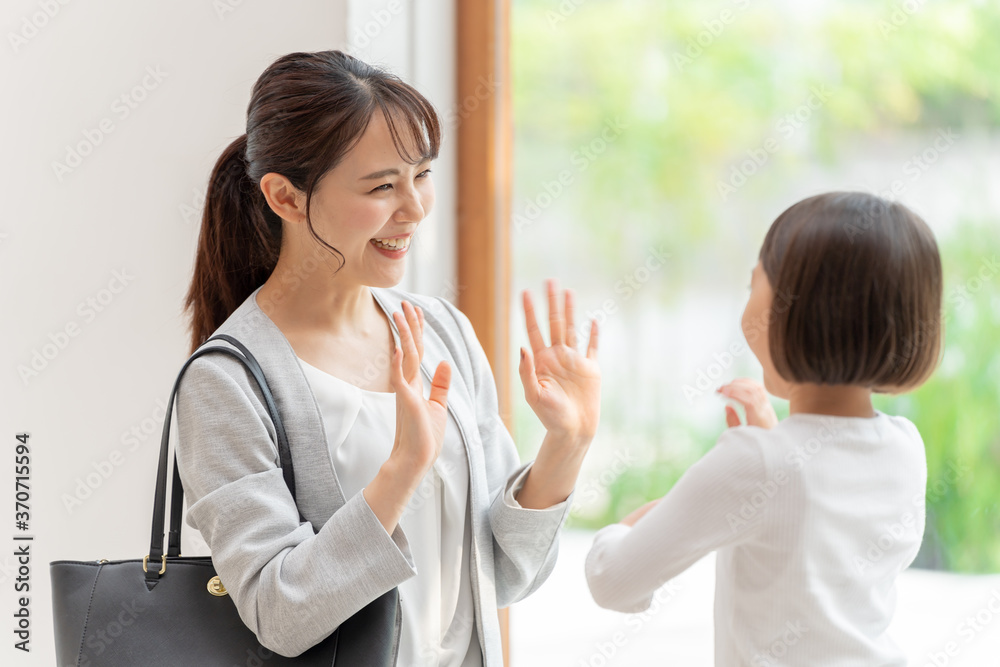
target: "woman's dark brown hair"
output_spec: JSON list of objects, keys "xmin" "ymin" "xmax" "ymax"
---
[
  {"xmin": 759, "ymin": 191, "xmax": 943, "ymax": 393},
  {"xmin": 184, "ymin": 50, "xmax": 441, "ymax": 353}
]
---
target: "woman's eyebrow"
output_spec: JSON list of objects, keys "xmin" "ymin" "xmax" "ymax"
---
[
  {"xmin": 360, "ymin": 168, "xmax": 400, "ymax": 180},
  {"xmin": 359, "ymin": 158, "xmax": 432, "ymax": 181}
]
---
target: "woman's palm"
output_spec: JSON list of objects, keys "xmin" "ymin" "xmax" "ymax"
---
[{"xmin": 519, "ymin": 281, "xmax": 601, "ymax": 439}]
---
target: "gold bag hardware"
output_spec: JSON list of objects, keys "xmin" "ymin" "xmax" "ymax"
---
[{"xmin": 207, "ymin": 575, "xmax": 228, "ymax": 597}]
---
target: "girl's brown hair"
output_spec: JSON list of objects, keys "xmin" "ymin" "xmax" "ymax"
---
[
  {"xmin": 184, "ymin": 50, "xmax": 441, "ymax": 353},
  {"xmin": 759, "ymin": 191, "xmax": 943, "ymax": 392}
]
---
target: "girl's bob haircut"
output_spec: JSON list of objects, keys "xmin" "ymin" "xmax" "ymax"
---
[{"xmin": 759, "ymin": 191, "xmax": 943, "ymax": 393}]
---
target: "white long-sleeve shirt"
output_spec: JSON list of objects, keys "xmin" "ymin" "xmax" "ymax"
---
[{"xmin": 585, "ymin": 411, "xmax": 927, "ymax": 666}]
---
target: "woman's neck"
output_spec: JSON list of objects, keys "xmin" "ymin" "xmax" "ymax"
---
[
  {"xmin": 787, "ymin": 383, "xmax": 875, "ymax": 418},
  {"xmin": 256, "ymin": 265, "xmax": 383, "ymax": 339}
]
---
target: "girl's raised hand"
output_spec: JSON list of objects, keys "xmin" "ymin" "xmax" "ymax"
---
[
  {"xmin": 717, "ymin": 378, "xmax": 778, "ymax": 429},
  {"xmin": 388, "ymin": 301, "xmax": 452, "ymax": 471},
  {"xmin": 519, "ymin": 279, "xmax": 601, "ymax": 443}
]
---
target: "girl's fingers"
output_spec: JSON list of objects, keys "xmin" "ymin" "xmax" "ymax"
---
[
  {"xmin": 547, "ymin": 279, "xmax": 564, "ymax": 346},
  {"xmin": 522, "ymin": 291, "xmax": 547, "ymax": 354},
  {"xmin": 718, "ymin": 383, "xmax": 757, "ymax": 408},
  {"xmin": 586, "ymin": 319, "xmax": 599, "ymax": 360},
  {"xmin": 728, "ymin": 378, "xmax": 768, "ymax": 399},
  {"xmin": 415, "ymin": 305, "xmax": 425, "ymax": 339},
  {"xmin": 428, "ymin": 361, "xmax": 452, "ymax": 408},
  {"xmin": 564, "ymin": 289, "xmax": 577, "ymax": 349},
  {"xmin": 719, "ymin": 379, "xmax": 776, "ymax": 428},
  {"xmin": 717, "ymin": 384, "xmax": 742, "ymax": 406},
  {"xmin": 725, "ymin": 405, "xmax": 741, "ymax": 428}
]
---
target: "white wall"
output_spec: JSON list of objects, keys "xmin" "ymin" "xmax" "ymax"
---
[{"xmin": 0, "ymin": 1, "xmax": 455, "ymax": 664}]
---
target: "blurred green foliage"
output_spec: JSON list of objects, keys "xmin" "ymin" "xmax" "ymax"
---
[
  {"xmin": 513, "ymin": 0, "xmax": 1000, "ymax": 255},
  {"xmin": 512, "ymin": 0, "xmax": 1000, "ymax": 572},
  {"xmin": 874, "ymin": 224, "xmax": 1000, "ymax": 572}
]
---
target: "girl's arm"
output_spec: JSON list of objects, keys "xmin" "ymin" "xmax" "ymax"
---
[
  {"xmin": 620, "ymin": 499, "xmax": 660, "ymax": 526},
  {"xmin": 585, "ymin": 428, "xmax": 768, "ymax": 613}
]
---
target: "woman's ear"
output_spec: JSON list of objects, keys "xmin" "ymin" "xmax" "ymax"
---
[{"xmin": 259, "ymin": 172, "xmax": 306, "ymax": 224}]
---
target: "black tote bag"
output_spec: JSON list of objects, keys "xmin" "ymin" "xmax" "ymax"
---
[{"xmin": 49, "ymin": 333, "xmax": 401, "ymax": 666}]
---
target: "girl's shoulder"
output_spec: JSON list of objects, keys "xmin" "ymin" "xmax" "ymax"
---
[
  {"xmin": 701, "ymin": 425, "xmax": 774, "ymax": 478},
  {"xmin": 763, "ymin": 411, "xmax": 926, "ymax": 475}
]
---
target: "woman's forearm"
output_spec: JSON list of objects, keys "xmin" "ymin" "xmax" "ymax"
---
[
  {"xmin": 513, "ymin": 431, "xmax": 590, "ymax": 509},
  {"xmin": 363, "ymin": 454, "xmax": 429, "ymax": 533}
]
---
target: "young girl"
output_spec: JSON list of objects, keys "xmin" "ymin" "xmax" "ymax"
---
[{"xmin": 585, "ymin": 192, "xmax": 942, "ymax": 666}]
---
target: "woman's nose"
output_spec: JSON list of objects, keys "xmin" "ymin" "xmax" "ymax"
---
[{"xmin": 395, "ymin": 185, "xmax": 426, "ymax": 222}]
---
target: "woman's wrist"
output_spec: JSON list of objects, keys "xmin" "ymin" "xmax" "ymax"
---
[
  {"xmin": 541, "ymin": 427, "xmax": 593, "ymax": 452},
  {"xmin": 513, "ymin": 431, "xmax": 591, "ymax": 509},
  {"xmin": 364, "ymin": 454, "xmax": 429, "ymax": 533}
]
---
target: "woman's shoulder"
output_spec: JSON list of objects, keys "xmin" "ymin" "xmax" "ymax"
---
[
  {"xmin": 372, "ymin": 286, "xmax": 482, "ymax": 384},
  {"xmin": 372, "ymin": 285, "xmax": 471, "ymax": 330},
  {"xmin": 372, "ymin": 286, "xmax": 478, "ymax": 355}
]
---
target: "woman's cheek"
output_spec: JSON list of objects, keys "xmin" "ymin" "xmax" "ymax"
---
[{"xmin": 422, "ymin": 179, "xmax": 436, "ymax": 213}]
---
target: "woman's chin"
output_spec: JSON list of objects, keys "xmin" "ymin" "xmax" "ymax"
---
[{"xmin": 366, "ymin": 267, "xmax": 407, "ymax": 289}]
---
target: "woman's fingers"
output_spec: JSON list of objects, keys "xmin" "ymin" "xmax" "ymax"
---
[
  {"xmin": 586, "ymin": 319, "xmax": 599, "ymax": 360},
  {"xmin": 428, "ymin": 361, "xmax": 452, "ymax": 408},
  {"xmin": 518, "ymin": 346, "xmax": 540, "ymax": 404},
  {"xmin": 415, "ymin": 305, "xmax": 425, "ymax": 340},
  {"xmin": 402, "ymin": 301, "xmax": 424, "ymax": 362},
  {"xmin": 522, "ymin": 290, "xmax": 547, "ymax": 354},
  {"xmin": 393, "ymin": 308, "xmax": 420, "ymax": 382},
  {"xmin": 525, "ymin": 281, "xmax": 583, "ymax": 352},
  {"xmin": 389, "ymin": 345, "xmax": 405, "ymax": 391},
  {"xmin": 547, "ymin": 279, "xmax": 564, "ymax": 346},
  {"xmin": 564, "ymin": 289, "xmax": 577, "ymax": 349}
]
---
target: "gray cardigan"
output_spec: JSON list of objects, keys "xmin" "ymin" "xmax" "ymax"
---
[{"xmin": 174, "ymin": 284, "xmax": 572, "ymax": 662}]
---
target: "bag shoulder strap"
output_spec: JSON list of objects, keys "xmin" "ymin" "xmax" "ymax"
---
[{"xmin": 147, "ymin": 334, "xmax": 299, "ymax": 584}]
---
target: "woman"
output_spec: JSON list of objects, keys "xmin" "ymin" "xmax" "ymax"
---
[{"xmin": 174, "ymin": 50, "xmax": 601, "ymax": 665}]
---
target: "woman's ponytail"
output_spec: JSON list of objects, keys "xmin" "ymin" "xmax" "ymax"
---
[{"xmin": 183, "ymin": 134, "xmax": 280, "ymax": 353}]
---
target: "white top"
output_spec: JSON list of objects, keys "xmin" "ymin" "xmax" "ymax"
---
[
  {"xmin": 585, "ymin": 411, "xmax": 927, "ymax": 666},
  {"xmin": 297, "ymin": 355, "xmax": 482, "ymax": 667}
]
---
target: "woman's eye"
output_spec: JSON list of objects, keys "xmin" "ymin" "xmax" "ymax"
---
[{"xmin": 369, "ymin": 169, "xmax": 430, "ymax": 193}]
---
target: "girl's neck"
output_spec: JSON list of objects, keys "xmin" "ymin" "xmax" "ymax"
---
[{"xmin": 787, "ymin": 383, "xmax": 875, "ymax": 418}]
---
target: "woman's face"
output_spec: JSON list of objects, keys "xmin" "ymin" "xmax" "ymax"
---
[
  {"xmin": 299, "ymin": 110, "xmax": 435, "ymax": 288},
  {"xmin": 741, "ymin": 261, "xmax": 791, "ymax": 398}
]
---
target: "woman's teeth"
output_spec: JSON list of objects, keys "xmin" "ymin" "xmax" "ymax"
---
[{"xmin": 371, "ymin": 237, "xmax": 410, "ymax": 250}]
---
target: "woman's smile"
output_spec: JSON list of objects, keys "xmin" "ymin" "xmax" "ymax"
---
[{"xmin": 370, "ymin": 234, "xmax": 412, "ymax": 258}]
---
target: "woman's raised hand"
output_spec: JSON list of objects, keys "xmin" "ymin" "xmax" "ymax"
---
[
  {"xmin": 519, "ymin": 280, "xmax": 601, "ymax": 443},
  {"xmin": 717, "ymin": 378, "xmax": 778, "ymax": 429},
  {"xmin": 389, "ymin": 301, "xmax": 452, "ymax": 471}
]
